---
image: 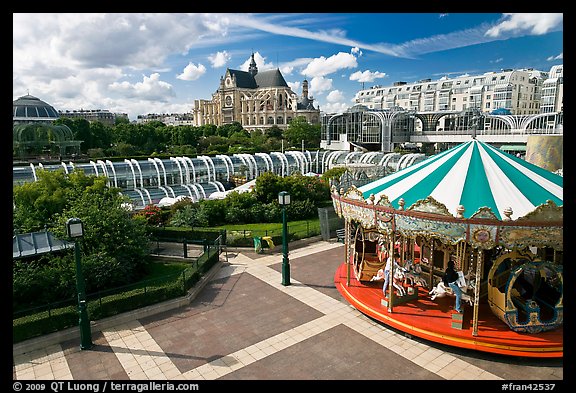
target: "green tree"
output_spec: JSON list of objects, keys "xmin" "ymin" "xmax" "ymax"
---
[
  {"xmin": 90, "ymin": 121, "xmax": 112, "ymax": 150},
  {"xmin": 115, "ymin": 116, "xmax": 130, "ymax": 125},
  {"xmin": 254, "ymin": 172, "xmax": 283, "ymax": 204},
  {"xmin": 12, "ymin": 169, "xmax": 151, "ymax": 305},
  {"xmin": 13, "ymin": 169, "xmax": 74, "ymax": 233},
  {"xmin": 284, "ymin": 116, "xmax": 321, "ymax": 148},
  {"xmin": 265, "ymin": 125, "xmax": 283, "ymax": 140},
  {"xmin": 321, "ymin": 167, "xmax": 347, "ymax": 184},
  {"xmin": 217, "ymin": 122, "xmax": 244, "ymax": 138}
]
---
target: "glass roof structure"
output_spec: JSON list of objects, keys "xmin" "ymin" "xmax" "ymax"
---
[
  {"xmin": 13, "ymin": 150, "xmax": 426, "ymax": 210},
  {"xmin": 13, "ymin": 231, "xmax": 73, "ymax": 259},
  {"xmin": 13, "ymin": 95, "xmax": 60, "ymax": 123}
]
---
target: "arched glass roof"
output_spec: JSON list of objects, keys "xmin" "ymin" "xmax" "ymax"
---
[{"xmin": 13, "ymin": 95, "xmax": 60, "ymax": 122}]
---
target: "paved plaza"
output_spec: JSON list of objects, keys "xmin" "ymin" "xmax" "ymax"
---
[{"xmin": 13, "ymin": 240, "xmax": 563, "ymax": 383}]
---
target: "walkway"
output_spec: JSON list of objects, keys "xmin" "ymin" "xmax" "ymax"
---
[{"xmin": 13, "ymin": 240, "xmax": 563, "ymax": 381}]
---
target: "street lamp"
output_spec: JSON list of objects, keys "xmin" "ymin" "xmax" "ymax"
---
[
  {"xmin": 66, "ymin": 218, "xmax": 93, "ymax": 350},
  {"xmin": 278, "ymin": 191, "xmax": 291, "ymax": 286}
]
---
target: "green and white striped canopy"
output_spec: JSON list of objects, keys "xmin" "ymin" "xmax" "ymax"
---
[{"xmin": 358, "ymin": 139, "xmax": 563, "ymax": 220}]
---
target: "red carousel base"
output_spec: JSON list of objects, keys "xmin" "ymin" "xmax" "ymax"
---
[{"xmin": 334, "ymin": 263, "xmax": 563, "ymax": 358}]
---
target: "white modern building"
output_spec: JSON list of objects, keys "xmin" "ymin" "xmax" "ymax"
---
[
  {"xmin": 540, "ymin": 65, "xmax": 563, "ymax": 114},
  {"xmin": 353, "ymin": 65, "xmax": 563, "ymax": 116}
]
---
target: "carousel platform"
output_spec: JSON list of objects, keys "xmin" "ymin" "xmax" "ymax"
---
[{"xmin": 334, "ymin": 262, "xmax": 563, "ymax": 358}]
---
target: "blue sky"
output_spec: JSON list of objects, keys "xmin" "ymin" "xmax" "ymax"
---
[{"xmin": 13, "ymin": 13, "xmax": 563, "ymax": 121}]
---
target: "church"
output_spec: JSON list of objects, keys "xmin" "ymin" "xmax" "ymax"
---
[{"xmin": 192, "ymin": 53, "xmax": 320, "ymax": 131}]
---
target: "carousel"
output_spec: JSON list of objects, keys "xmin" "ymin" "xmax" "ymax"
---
[{"xmin": 331, "ymin": 138, "xmax": 563, "ymax": 357}]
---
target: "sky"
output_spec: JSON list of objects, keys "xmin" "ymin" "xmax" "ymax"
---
[{"xmin": 13, "ymin": 13, "xmax": 563, "ymax": 122}]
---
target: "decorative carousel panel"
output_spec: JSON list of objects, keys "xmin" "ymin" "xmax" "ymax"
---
[
  {"xmin": 375, "ymin": 194, "xmax": 393, "ymax": 208},
  {"xmin": 499, "ymin": 226, "xmax": 563, "ymax": 251},
  {"xmin": 469, "ymin": 207, "xmax": 499, "ymax": 220},
  {"xmin": 469, "ymin": 224, "xmax": 498, "ymax": 250},
  {"xmin": 341, "ymin": 201, "xmax": 377, "ymax": 229},
  {"xmin": 516, "ymin": 200, "xmax": 563, "ymax": 222},
  {"xmin": 395, "ymin": 214, "xmax": 467, "ymax": 245},
  {"xmin": 332, "ymin": 197, "xmax": 342, "ymax": 217},
  {"xmin": 343, "ymin": 186, "xmax": 365, "ymax": 201},
  {"xmin": 406, "ymin": 196, "xmax": 453, "ymax": 217}
]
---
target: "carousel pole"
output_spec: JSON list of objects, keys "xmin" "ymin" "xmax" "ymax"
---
[
  {"xmin": 388, "ymin": 231, "xmax": 395, "ymax": 313},
  {"xmin": 345, "ymin": 218, "xmax": 350, "ymax": 286},
  {"xmin": 472, "ymin": 248, "xmax": 483, "ymax": 336},
  {"xmin": 428, "ymin": 239, "xmax": 435, "ymax": 289}
]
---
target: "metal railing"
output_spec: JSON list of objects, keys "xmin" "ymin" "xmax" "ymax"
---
[{"xmin": 13, "ymin": 234, "xmax": 225, "ymax": 344}]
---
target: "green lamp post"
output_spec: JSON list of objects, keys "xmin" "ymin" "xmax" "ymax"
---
[
  {"xmin": 66, "ymin": 218, "xmax": 93, "ymax": 350},
  {"xmin": 278, "ymin": 191, "xmax": 291, "ymax": 286}
]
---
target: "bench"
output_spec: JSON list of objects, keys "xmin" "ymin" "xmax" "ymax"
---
[{"xmin": 336, "ymin": 228, "xmax": 345, "ymax": 243}]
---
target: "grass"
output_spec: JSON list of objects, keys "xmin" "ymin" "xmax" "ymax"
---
[
  {"xmin": 144, "ymin": 260, "xmax": 190, "ymax": 279},
  {"xmin": 210, "ymin": 218, "xmax": 320, "ymax": 232}
]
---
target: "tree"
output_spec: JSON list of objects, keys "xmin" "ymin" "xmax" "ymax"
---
[
  {"xmin": 284, "ymin": 116, "xmax": 321, "ymax": 148},
  {"xmin": 13, "ymin": 169, "xmax": 74, "ymax": 233},
  {"xmin": 265, "ymin": 125, "xmax": 283, "ymax": 139},
  {"xmin": 12, "ymin": 169, "xmax": 151, "ymax": 304}
]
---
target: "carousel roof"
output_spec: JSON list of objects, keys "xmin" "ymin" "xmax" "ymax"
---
[{"xmin": 358, "ymin": 138, "xmax": 563, "ymax": 220}]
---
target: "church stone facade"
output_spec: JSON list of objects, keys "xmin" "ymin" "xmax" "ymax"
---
[{"xmin": 193, "ymin": 53, "xmax": 320, "ymax": 131}]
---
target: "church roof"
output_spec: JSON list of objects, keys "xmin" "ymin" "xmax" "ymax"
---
[
  {"xmin": 255, "ymin": 69, "xmax": 288, "ymax": 88},
  {"xmin": 227, "ymin": 68, "xmax": 289, "ymax": 89},
  {"xmin": 229, "ymin": 70, "xmax": 258, "ymax": 89}
]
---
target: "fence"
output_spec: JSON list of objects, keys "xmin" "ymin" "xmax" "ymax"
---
[
  {"xmin": 225, "ymin": 220, "xmax": 321, "ymax": 247},
  {"xmin": 12, "ymin": 234, "xmax": 225, "ymax": 344}
]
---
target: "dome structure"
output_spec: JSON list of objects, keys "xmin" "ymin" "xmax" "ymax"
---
[
  {"xmin": 12, "ymin": 94, "xmax": 81, "ymax": 160},
  {"xmin": 13, "ymin": 94, "xmax": 60, "ymax": 124}
]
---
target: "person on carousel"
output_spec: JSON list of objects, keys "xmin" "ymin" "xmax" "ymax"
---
[
  {"xmin": 443, "ymin": 259, "xmax": 463, "ymax": 313},
  {"xmin": 383, "ymin": 252, "xmax": 401, "ymax": 297}
]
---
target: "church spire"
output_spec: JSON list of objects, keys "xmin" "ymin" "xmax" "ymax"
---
[
  {"xmin": 248, "ymin": 52, "xmax": 258, "ymax": 77},
  {"xmin": 302, "ymin": 79, "xmax": 309, "ymax": 99}
]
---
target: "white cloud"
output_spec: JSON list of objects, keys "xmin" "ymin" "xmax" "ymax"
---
[
  {"xmin": 301, "ymin": 52, "xmax": 358, "ymax": 78},
  {"xmin": 351, "ymin": 47, "xmax": 363, "ymax": 57},
  {"xmin": 177, "ymin": 63, "xmax": 207, "ymax": 81},
  {"xmin": 279, "ymin": 57, "xmax": 313, "ymax": 76},
  {"xmin": 349, "ymin": 70, "xmax": 387, "ymax": 83},
  {"xmin": 239, "ymin": 51, "xmax": 276, "ymax": 71},
  {"xmin": 309, "ymin": 76, "xmax": 333, "ymax": 95},
  {"xmin": 490, "ymin": 58, "xmax": 504, "ymax": 63},
  {"xmin": 547, "ymin": 52, "xmax": 563, "ymax": 61},
  {"xmin": 321, "ymin": 101, "xmax": 349, "ymax": 114},
  {"xmin": 208, "ymin": 51, "xmax": 231, "ymax": 68},
  {"xmin": 288, "ymin": 81, "xmax": 301, "ymax": 93},
  {"xmin": 226, "ymin": 13, "xmax": 401, "ymax": 57},
  {"xmin": 326, "ymin": 90, "xmax": 344, "ymax": 103},
  {"xmin": 485, "ymin": 13, "xmax": 563, "ymax": 37},
  {"xmin": 109, "ymin": 73, "xmax": 175, "ymax": 102}
]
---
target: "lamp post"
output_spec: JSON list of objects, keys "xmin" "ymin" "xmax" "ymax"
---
[
  {"xmin": 66, "ymin": 218, "xmax": 93, "ymax": 350},
  {"xmin": 278, "ymin": 191, "xmax": 291, "ymax": 286}
]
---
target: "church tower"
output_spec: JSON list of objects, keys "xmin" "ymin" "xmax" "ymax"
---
[
  {"xmin": 302, "ymin": 79, "xmax": 309, "ymax": 99},
  {"xmin": 248, "ymin": 52, "xmax": 258, "ymax": 77}
]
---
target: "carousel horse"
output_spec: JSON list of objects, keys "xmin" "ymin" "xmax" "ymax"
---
[
  {"xmin": 392, "ymin": 266, "xmax": 408, "ymax": 296},
  {"xmin": 371, "ymin": 265, "xmax": 408, "ymax": 296},
  {"xmin": 402, "ymin": 259, "xmax": 428, "ymax": 287},
  {"xmin": 429, "ymin": 271, "xmax": 475, "ymax": 306}
]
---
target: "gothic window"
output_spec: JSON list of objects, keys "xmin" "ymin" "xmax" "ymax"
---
[
  {"xmin": 277, "ymin": 116, "xmax": 284, "ymax": 124},
  {"xmin": 225, "ymin": 96, "xmax": 232, "ymax": 106},
  {"xmin": 267, "ymin": 116, "xmax": 274, "ymax": 124},
  {"xmin": 260, "ymin": 117, "xmax": 264, "ymax": 125}
]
